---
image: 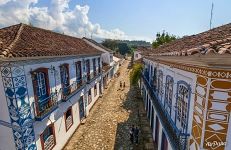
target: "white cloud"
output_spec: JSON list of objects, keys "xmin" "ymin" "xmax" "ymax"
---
[{"xmin": 0, "ymin": 0, "xmax": 152, "ymax": 42}]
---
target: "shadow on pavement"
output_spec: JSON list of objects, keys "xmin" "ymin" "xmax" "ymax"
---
[{"xmin": 114, "ymin": 85, "xmax": 156, "ymax": 150}]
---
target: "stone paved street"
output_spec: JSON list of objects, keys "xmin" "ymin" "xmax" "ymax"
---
[{"xmin": 63, "ymin": 59, "xmax": 155, "ymax": 150}]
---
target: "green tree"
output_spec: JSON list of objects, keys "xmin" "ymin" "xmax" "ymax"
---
[
  {"xmin": 102, "ymin": 39, "xmax": 118, "ymax": 51},
  {"xmin": 130, "ymin": 63, "xmax": 143, "ymax": 85},
  {"xmin": 152, "ymin": 31, "xmax": 177, "ymax": 48}
]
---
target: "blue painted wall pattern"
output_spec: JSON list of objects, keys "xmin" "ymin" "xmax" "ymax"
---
[{"xmin": 1, "ymin": 64, "xmax": 37, "ymax": 150}]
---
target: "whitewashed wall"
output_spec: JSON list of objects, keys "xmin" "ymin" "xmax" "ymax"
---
[
  {"xmin": 27, "ymin": 55, "xmax": 102, "ymax": 150},
  {"xmin": 134, "ymin": 51, "xmax": 142, "ymax": 61},
  {"xmin": 0, "ymin": 75, "xmax": 16, "ymax": 150}
]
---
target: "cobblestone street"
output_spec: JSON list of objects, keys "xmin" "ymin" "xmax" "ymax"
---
[{"xmin": 63, "ymin": 60, "xmax": 155, "ymax": 150}]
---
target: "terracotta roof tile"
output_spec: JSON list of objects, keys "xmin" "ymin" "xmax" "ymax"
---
[
  {"xmin": 0, "ymin": 24, "xmax": 102, "ymax": 58},
  {"xmin": 149, "ymin": 23, "xmax": 231, "ymax": 56}
]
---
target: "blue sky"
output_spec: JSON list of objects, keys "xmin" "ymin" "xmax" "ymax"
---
[{"xmin": 0, "ymin": 0, "xmax": 231, "ymax": 42}]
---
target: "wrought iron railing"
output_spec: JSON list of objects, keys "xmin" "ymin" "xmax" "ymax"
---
[
  {"xmin": 87, "ymin": 72, "xmax": 101, "ymax": 83},
  {"xmin": 141, "ymin": 73, "xmax": 189, "ymax": 150},
  {"xmin": 34, "ymin": 72, "xmax": 102, "ymax": 120},
  {"xmin": 62, "ymin": 79, "xmax": 84, "ymax": 101},
  {"xmin": 34, "ymin": 93, "xmax": 58, "ymax": 121}
]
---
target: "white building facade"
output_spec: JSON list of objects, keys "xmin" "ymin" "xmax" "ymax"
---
[
  {"xmin": 0, "ymin": 24, "xmax": 107, "ymax": 150},
  {"xmin": 140, "ymin": 23, "xmax": 231, "ymax": 150}
]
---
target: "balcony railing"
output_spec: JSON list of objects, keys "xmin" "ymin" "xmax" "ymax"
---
[
  {"xmin": 141, "ymin": 73, "xmax": 189, "ymax": 150},
  {"xmin": 34, "ymin": 93, "xmax": 58, "ymax": 121},
  {"xmin": 62, "ymin": 79, "xmax": 85, "ymax": 101},
  {"xmin": 87, "ymin": 72, "xmax": 101, "ymax": 83}
]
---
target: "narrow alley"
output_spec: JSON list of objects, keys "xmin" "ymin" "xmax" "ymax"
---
[{"xmin": 63, "ymin": 60, "xmax": 155, "ymax": 150}]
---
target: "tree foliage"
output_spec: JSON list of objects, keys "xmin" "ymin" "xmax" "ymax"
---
[
  {"xmin": 152, "ymin": 31, "xmax": 177, "ymax": 48},
  {"xmin": 101, "ymin": 39, "xmax": 118, "ymax": 51},
  {"xmin": 130, "ymin": 63, "xmax": 143, "ymax": 85},
  {"xmin": 101, "ymin": 39, "xmax": 151, "ymax": 55}
]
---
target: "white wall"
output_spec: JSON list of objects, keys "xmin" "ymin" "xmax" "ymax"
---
[
  {"xmin": 144, "ymin": 58, "xmax": 197, "ymax": 135},
  {"xmin": 134, "ymin": 51, "xmax": 142, "ymax": 61},
  {"xmin": 0, "ymin": 75, "xmax": 16, "ymax": 150},
  {"xmin": 142, "ymin": 58, "xmax": 199, "ymax": 150},
  {"xmin": 14, "ymin": 55, "xmax": 102, "ymax": 150},
  {"xmin": 33, "ymin": 76, "xmax": 102, "ymax": 150}
]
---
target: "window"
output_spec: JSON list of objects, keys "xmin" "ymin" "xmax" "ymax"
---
[
  {"xmin": 157, "ymin": 70, "xmax": 163, "ymax": 96},
  {"xmin": 98, "ymin": 57, "xmax": 101, "ymax": 73},
  {"xmin": 153, "ymin": 67, "xmax": 157, "ymax": 89},
  {"xmin": 93, "ymin": 58, "xmax": 96, "ymax": 76},
  {"xmin": 65, "ymin": 107, "xmax": 73, "ymax": 131},
  {"xmin": 60, "ymin": 64, "xmax": 70, "ymax": 97},
  {"xmin": 88, "ymin": 90, "xmax": 92, "ymax": 104},
  {"xmin": 110, "ymin": 55, "xmax": 113, "ymax": 62},
  {"xmin": 94, "ymin": 84, "xmax": 97, "ymax": 97},
  {"xmin": 177, "ymin": 83, "xmax": 190, "ymax": 130},
  {"xmin": 164, "ymin": 76, "xmax": 173, "ymax": 115},
  {"xmin": 32, "ymin": 68, "xmax": 50, "ymax": 114},
  {"xmin": 76, "ymin": 61, "xmax": 82, "ymax": 84},
  {"xmin": 86, "ymin": 59, "xmax": 90, "ymax": 81},
  {"xmin": 41, "ymin": 124, "xmax": 56, "ymax": 150}
]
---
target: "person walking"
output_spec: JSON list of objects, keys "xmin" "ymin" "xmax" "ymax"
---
[
  {"xmin": 120, "ymin": 81, "xmax": 122, "ymax": 89},
  {"xmin": 134, "ymin": 126, "xmax": 140, "ymax": 144},
  {"xmin": 123, "ymin": 81, "xmax": 126, "ymax": 88},
  {"xmin": 129, "ymin": 125, "xmax": 135, "ymax": 144}
]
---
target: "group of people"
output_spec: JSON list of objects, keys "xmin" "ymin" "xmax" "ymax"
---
[{"xmin": 129, "ymin": 125, "xmax": 140, "ymax": 145}]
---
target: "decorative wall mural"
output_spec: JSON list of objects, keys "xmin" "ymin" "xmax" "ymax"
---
[
  {"xmin": 203, "ymin": 78, "xmax": 231, "ymax": 150},
  {"xmin": 1, "ymin": 63, "xmax": 37, "ymax": 150},
  {"xmin": 190, "ymin": 75, "xmax": 208, "ymax": 149}
]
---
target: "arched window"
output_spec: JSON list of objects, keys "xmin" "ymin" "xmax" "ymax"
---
[
  {"xmin": 157, "ymin": 70, "xmax": 163, "ymax": 98},
  {"xmin": 176, "ymin": 81, "xmax": 191, "ymax": 132},
  {"xmin": 164, "ymin": 75, "xmax": 174, "ymax": 115}
]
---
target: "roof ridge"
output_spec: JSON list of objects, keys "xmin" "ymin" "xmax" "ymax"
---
[{"xmin": 1, "ymin": 23, "xmax": 24, "ymax": 57}]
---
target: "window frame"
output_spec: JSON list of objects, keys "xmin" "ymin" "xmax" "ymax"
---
[
  {"xmin": 157, "ymin": 70, "xmax": 163, "ymax": 96},
  {"xmin": 94, "ymin": 84, "xmax": 97, "ymax": 97},
  {"xmin": 97, "ymin": 57, "xmax": 101, "ymax": 73},
  {"xmin": 93, "ymin": 58, "xmax": 96, "ymax": 75},
  {"xmin": 40, "ymin": 123, "xmax": 56, "ymax": 150},
  {"xmin": 64, "ymin": 107, "xmax": 73, "ymax": 132},
  {"xmin": 60, "ymin": 63, "xmax": 70, "ymax": 98},
  {"xmin": 164, "ymin": 75, "xmax": 174, "ymax": 115},
  {"xmin": 31, "ymin": 68, "xmax": 50, "ymax": 116},
  {"xmin": 75, "ymin": 61, "xmax": 82, "ymax": 82},
  {"xmin": 176, "ymin": 81, "xmax": 191, "ymax": 132},
  {"xmin": 88, "ymin": 89, "xmax": 92, "ymax": 104}
]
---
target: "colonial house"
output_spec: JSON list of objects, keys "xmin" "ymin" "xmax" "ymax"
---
[
  {"xmin": 133, "ymin": 46, "xmax": 152, "ymax": 61},
  {"xmin": 140, "ymin": 23, "xmax": 231, "ymax": 150},
  {"xmin": 83, "ymin": 38, "xmax": 121, "ymax": 89},
  {"xmin": 0, "ymin": 24, "xmax": 106, "ymax": 150}
]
